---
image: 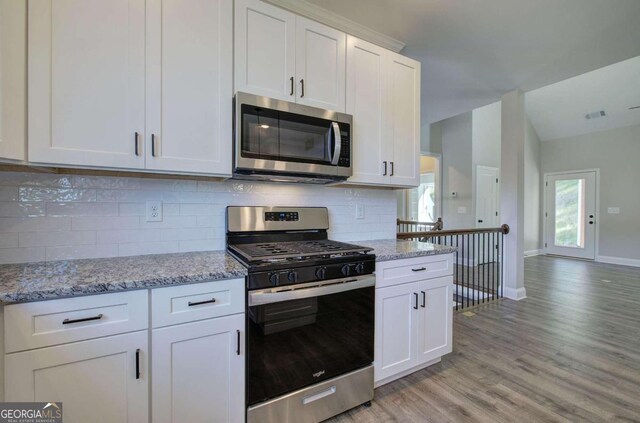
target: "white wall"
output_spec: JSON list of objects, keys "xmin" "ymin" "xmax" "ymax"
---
[
  {"xmin": 472, "ymin": 101, "xmax": 501, "ymax": 170},
  {"xmin": 541, "ymin": 123, "xmax": 640, "ymax": 262},
  {"xmin": 0, "ymin": 172, "xmax": 397, "ymax": 264},
  {"xmin": 524, "ymin": 117, "xmax": 542, "ymax": 253}
]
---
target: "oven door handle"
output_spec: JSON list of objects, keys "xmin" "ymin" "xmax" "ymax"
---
[
  {"xmin": 328, "ymin": 122, "xmax": 341, "ymax": 166},
  {"xmin": 248, "ymin": 275, "xmax": 374, "ymax": 306}
]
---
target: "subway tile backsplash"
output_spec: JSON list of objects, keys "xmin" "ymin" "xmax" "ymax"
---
[{"xmin": 0, "ymin": 172, "xmax": 397, "ymax": 264}]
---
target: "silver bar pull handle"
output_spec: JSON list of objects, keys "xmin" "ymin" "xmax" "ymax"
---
[
  {"xmin": 329, "ymin": 122, "xmax": 341, "ymax": 165},
  {"xmin": 302, "ymin": 386, "xmax": 336, "ymax": 405}
]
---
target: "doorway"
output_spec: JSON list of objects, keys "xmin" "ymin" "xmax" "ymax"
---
[
  {"xmin": 544, "ymin": 170, "xmax": 597, "ymax": 260},
  {"xmin": 475, "ymin": 165, "xmax": 500, "ymax": 228},
  {"xmin": 398, "ymin": 154, "xmax": 441, "ymax": 222}
]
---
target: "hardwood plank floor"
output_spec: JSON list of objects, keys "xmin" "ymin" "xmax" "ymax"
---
[{"xmin": 328, "ymin": 255, "xmax": 640, "ymax": 422}]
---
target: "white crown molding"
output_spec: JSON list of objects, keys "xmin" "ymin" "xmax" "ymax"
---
[{"xmin": 263, "ymin": 0, "xmax": 406, "ymax": 53}]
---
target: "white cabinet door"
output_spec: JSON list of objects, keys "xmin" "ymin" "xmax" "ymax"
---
[
  {"xmin": 374, "ymin": 281, "xmax": 420, "ymax": 382},
  {"xmin": 145, "ymin": 0, "xmax": 232, "ymax": 176},
  {"xmin": 0, "ymin": 0, "xmax": 26, "ymax": 162},
  {"xmin": 345, "ymin": 36, "xmax": 389, "ymax": 185},
  {"xmin": 152, "ymin": 314, "xmax": 245, "ymax": 423},
  {"xmin": 417, "ymin": 276, "xmax": 453, "ymax": 364},
  {"xmin": 235, "ymin": 0, "xmax": 296, "ymax": 101},
  {"xmin": 387, "ymin": 53, "xmax": 420, "ymax": 187},
  {"xmin": 295, "ymin": 17, "xmax": 346, "ymax": 112},
  {"xmin": 5, "ymin": 331, "xmax": 148, "ymax": 423},
  {"xmin": 28, "ymin": 0, "xmax": 146, "ymax": 169}
]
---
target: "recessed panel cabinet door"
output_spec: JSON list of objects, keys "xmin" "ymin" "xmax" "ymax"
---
[
  {"xmin": 374, "ymin": 282, "xmax": 420, "ymax": 382},
  {"xmin": 346, "ymin": 36, "xmax": 388, "ymax": 185},
  {"xmin": 152, "ymin": 314, "xmax": 245, "ymax": 423},
  {"xmin": 146, "ymin": 0, "xmax": 232, "ymax": 175},
  {"xmin": 235, "ymin": 0, "xmax": 296, "ymax": 101},
  {"xmin": 417, "ymin": 277, "xmax": 453, "ymax": 364},
  {"xmin": 387, "ymin": 53, "xmax": 420, "ymax": 187},
  {"xmin": 5, "ymin": 331, "xmax": 149, "ymax": 423},
  {"xmin": 28, "ymin": 0, "xmax": 146, "ymax": 169},
  {"xmin": 295, "ymin": 17, "xmax": 346, "ymax": 112}
]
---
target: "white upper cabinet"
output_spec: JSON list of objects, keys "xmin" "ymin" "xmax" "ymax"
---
[
  {"xmin": 234, "ymin": 0, "xmax": 296, "ymax": 101},
  {"xmin": 145, "ymin": 0, "xmax": 232, "ymax": 175},
  {"xmin": 387, "ymin": 53, "xmax": 421, "ymax": 187},
  {"xmin": 0, "ymin": 0, "xmax": 26, "ymax": 162},
  {"xmin": 28, "ymin": 0, "xmax": 146, "ymax": 169},
  {"xmin": 295, "ymin": 17, "xmax": 346, "ymax": 111},
  {"xmin": 346, "ymin": 36, "xmax": 389, "ymax": 185}
]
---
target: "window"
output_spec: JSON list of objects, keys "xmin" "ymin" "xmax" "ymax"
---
[{"xmin": 399, "ymin": 155, "xmax": 440, "ymax": 222}]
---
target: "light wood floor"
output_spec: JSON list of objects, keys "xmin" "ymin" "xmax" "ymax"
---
[{"xmin": 328, "ymin": 255, "xmax": 640, "ymax": 422}]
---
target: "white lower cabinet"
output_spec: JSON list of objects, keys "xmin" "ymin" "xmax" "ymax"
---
[
  {"xmin": 374, "ymin": 255, "xmax": 454, "ymax": 386},
  {"xmin": 5, "ymin": 331, "xmax": 149, "ymax": 423},
  {"xmin": 152, "ymin": 313, "xmax": 245, "ymax": 423}
]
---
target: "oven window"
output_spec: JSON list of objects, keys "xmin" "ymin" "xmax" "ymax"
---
[
  {"xmin": 241, "ymin": 105, "xmax": 334, "ymax": 165},
  {"xmin": 247, "ymin": 286, "xmax": 374, "ymax": 406}
]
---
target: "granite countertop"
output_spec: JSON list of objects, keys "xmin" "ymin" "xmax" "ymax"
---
[
  {"xmin": 0, "ymin": 251, "xmax": 247, "ymax": 304},
  {"xmin": 356, "ymin": 239, "xmax": 457, "ymax": 262}
]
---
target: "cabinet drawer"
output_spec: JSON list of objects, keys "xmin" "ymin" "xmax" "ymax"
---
[
  {"xmin": 376, "ymin": 254, "xmax": 453, "ymax": 288},
  {"xmin": 4, "ymin": 290, "xmax": 149, "ymax": 353},
  {"xmin": 151, "ymin": 279, "xmax": 245, "ymax": 328}
]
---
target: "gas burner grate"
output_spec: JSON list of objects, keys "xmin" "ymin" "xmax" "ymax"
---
[{"xmin": 229, "ymin": 240, "xmax": 373, "ymax": 263}]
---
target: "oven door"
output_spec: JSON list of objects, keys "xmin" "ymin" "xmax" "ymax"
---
[
  {"xmin": 247, "ymin": 275, "xmax": 374, "ymax": 406},
  {"xmin": 235, "ymin": 92, "xmax": 352, "ymax": 178}
]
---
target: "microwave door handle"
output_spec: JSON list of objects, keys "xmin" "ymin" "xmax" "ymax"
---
[{"xmin": 330, "ymin": 122, "xmax": 341, "ymax": 165}]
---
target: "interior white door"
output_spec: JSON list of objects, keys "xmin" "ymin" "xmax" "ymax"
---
[
  {"xmin": 146, "ymin": 0, "xmax": 232, "ymax": 175},
  {"xmin": 417, "ymin": 277, "xmax": 453, "ymax": 364},
  {"xmin": 152, "ymin": 314, "xmax": 245, "ymax": 423},
  {"xmin": 545, "ymin": 171, "xmax": 597, "ymax": 259},
  {"xmin": 475, "ymin": 165, "xmax": 500, "ymax": 228},
  {"xmin": 295, "ymin": 16, "xmax": 346, "ymax": 112},
  {"xmin": 28, "ymin": 0, "xmax": 146, "ymax": 169},
  {"xmin": 374, "ymin": 282, "xmax": 420, "ymax": 382},
  {"xmin": 234, "ymin": 0, "xmax": 296, "ymax": 101},
  {"xmin": 5, "ymin": 331, "xmax": 148, "ymax": 423},
  {"xmin": 387, "ymin": 53, "xmax": 420, "ymax": 187},
  {"xmin": 345, "ymin": 36, "xmax": 388, "ymax": 185}
]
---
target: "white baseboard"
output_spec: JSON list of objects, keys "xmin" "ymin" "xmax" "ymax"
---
[
  {"xmin": 374, "ymin": 357, "xmax": 442, "ymax": 388},
  {"xmin": 503, "ymin": 286, "xmax": 527, "ymax": 301},
  {"xmin": 524, "ymin": 249, "xmax": 542, "ymax": 257},
  {"xmin": 596, "ymin": 255, "xmax": 640, "ymax": 268}
]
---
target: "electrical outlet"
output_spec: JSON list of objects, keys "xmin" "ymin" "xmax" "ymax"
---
[
  {"xmin": 457, "ymin": 206, "xmax": 467, "ymax": 214},
  {"xmin": 146, "ymin": 201, "xmax": 163, "ymax": 222},
  {"xmin": 607, "ymin": 207, "xmax": 620, "ymax": 214},
  {"xmin": 356, "ymin": 204, "xmax": 365, "ymax": 220}
]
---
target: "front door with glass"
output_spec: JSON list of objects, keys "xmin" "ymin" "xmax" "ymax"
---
[{"xmin": 545, "ymin": 171, "xmax": 597, "ymax": 259}]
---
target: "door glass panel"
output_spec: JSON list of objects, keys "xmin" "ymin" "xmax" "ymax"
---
[{"xmin": 554, "ymin": 179, "xmax": 585, "ymax": 248}]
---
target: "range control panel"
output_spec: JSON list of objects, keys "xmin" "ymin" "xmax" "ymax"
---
[{"xmin": 265, "ymin": 211, "xmax": 299, "ymax": 222}]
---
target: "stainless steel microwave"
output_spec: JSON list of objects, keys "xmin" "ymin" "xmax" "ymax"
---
[{"xmin": 233, "ymin": 92, "xmax": 353, "ymax": 184}]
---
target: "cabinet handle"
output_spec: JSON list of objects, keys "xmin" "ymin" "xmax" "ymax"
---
[
  {"xmin": 135, "ymin": 348, "xmax": 141, "ymax": 380},
  {"xmin": 383, "ymin": 161, "xmax": 387, "ymax": 176},
  {"xmin": 300, "ymin": 79, "xmax": 305, "ymax": 97},
  {"xmin": 134, "ymin": 132, "xmax": 141, "ymax": 156},
  {"xmin": 413, "ymin": 292, "xmax": 419, "ymax": 310},
  {"xmin": 188, "ymin": 297, "xmax": 216, "ymax": 307},
  {"xmin": 236, "ymin": 330, "xmax": 241, "ymax": 356},
  {"xmin": 390, "ymin": 161, "xmax": 394, "ymax": 176},
  {"xmin": 62, "ymin": 313, "xmax": 103, "ymax": 325},
  {"xmin": 151, "ymin": 134, "xmax": 157, "ymax": 157},
  {"xmin": 411, "ymin": 267, "xmax": 426, "ymax": 272},
  {"xmin": 290, "ymin": 76, "xmax": 295, "ymax": 96},
  {"xmin": 421, "ymin": 291, "xmax": 426, "ymax": 308}
]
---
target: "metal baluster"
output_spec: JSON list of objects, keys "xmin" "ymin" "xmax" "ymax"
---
[
  {"xmin": 500, "ymin": 232, "xmax": 504, "ymax": 298},
  {"xmin": 481, "ymin": 232, "xmax": 485, "ymax": 303},
  {"xmin": 466, "ymin": 234, "xmax": 470, "ymax": 309},
  {"xmin": 456, "ymin": 235, "xmax": 459, "ymax": 311}
]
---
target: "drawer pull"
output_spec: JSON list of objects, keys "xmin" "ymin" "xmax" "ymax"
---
[
  {"xmin": 188, "ymin": 298, "xmax": 217, "ymax": 307},
  {"xmin": 412, "ymin": 267, "xmax": 427, "ymax": 272},
  {"xmin": 413, "ymin": 292, "xmax": 419, "ymax": 310},
  {"xmin": 421, "ymin": 291, "xmax": 426, "ymax": 308},
  {"xmin": 135, "ymin": 348, "xmax": 141, "ymax": 379},
  {"xmin": 62, "ymin": 313, "xmax": 104, "ymax": 325}
]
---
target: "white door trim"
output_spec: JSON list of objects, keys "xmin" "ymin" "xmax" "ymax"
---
[{"xmin": 542, "ymin": 169, "xmax": 600, "ymax": 259}]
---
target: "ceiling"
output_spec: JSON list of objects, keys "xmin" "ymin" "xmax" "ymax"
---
[
  {"xmin": 305, "ymin": 0, "xmax": 640, "ymax": 126},
  {"xmin": 525, "ymin": 56, "xmax": 640, "ymax": 141}
]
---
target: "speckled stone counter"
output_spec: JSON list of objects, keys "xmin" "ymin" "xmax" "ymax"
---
[
  {"xmin": 0, "ymin": 251, "xmax": 247, "ymax": 304},
  {"xmin": 357, "ymin": 239, "xmax": 457, "ymax": 262}
]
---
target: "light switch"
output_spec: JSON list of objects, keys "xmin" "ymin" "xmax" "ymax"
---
[
  {"xmin": 457, "ymin": 206, "xmax": 467, "ymax": 214},
  {"xmin": 607, "ymin": 207, "xmax": 620, "ymax": 214}
]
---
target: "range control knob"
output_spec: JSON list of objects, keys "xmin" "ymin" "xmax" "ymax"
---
[
  {"xmin": 341, "ymin": 264, "xmax": 351, "ymax": 276},
  {"xmin": 287, "ymin": 271, "xmax": 298, "ymax": 283},
  {"xmin": 315, "ymin": 267, "xmax": 327, "ymax": 280},
  {"xmin": 269, "ymin": 272, "xmax": 280, "ymax": 286},
  {"xmin": 355, "ymin": 263, "xmax": 365, "ymax": 275}
]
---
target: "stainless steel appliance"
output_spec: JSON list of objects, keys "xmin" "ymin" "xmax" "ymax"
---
[
  {"xmin": 226, "ymin": 206, "xmax": 375, "ymax": 423},
  {"xmin": 233, "ymin": 93, "xmax": 353, "ymax": 184}
]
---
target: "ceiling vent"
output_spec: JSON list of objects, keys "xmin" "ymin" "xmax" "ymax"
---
[{"xmin": 584, "ymin": 110, "xmax": 606, "ymax": 120}]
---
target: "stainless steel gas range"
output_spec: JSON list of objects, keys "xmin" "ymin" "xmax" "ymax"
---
[{"xmin": 226, "ymin": 206, "xmax": 375, "ymax": 423}]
